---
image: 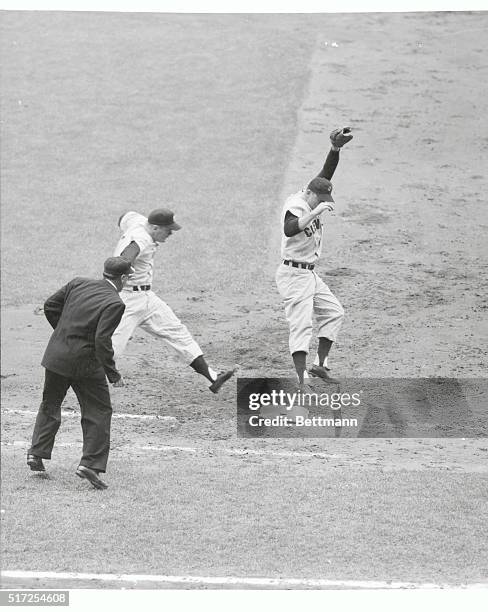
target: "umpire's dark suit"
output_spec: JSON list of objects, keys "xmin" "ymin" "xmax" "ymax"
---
[{"xmin": 29, "ymin": 277, "xmax": 125, "ymax": 473}]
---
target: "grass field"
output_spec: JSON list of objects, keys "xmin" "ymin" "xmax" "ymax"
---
[
  {"xmin": 2, "ymin": 449, "xmax": 488, "ymax": 583},
  {"xmin": 0, "ymin": 12, "xmax": 315, "ymax": 303},
  {"xmin": 1, "ymin": 9, "xmax": 488, "ymax": 595}
]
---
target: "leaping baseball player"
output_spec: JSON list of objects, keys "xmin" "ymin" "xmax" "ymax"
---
[
  {"xmin": 275, "ymin": 127, "xmax": 353, "ymax": 389},
  {"xmin": 111, "ymin": 209, "xmax": 234, "ymax": 393}
]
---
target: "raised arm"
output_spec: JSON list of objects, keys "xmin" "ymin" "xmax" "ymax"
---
[
  {"xmin": 283, "ymin": 127, "xmax": 353, "ymax": 238},
  {"xmin": 315, "ymin": 127, "xmax": 353, "ymax": 180},
  {"xmin": 283, "ymin": 142, "xmax": 339, "ymax": 238},
  {"xmin": 316, "ymin": 147, "xmax": 340, "ymax": 181}
]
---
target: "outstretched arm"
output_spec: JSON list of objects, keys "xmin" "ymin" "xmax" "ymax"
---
[
  {"xmin": 315, "ymin": 127, "xmax": 353, "ymax": 180},
  {"xmin": 283, "ymin": 128, "xmax": 353, "ymax": 238},
  {"xmin": 316, "ymin": 147, "xmax": 340, "ymax": 181}
]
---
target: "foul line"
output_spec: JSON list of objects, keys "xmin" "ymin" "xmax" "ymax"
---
[
  {"xmin": 2, "ymin": 440, "xmax": 340, "ymax": 459},
  {"xmin": 2, "ymin": 408, "xmax": 176, "ymax": 423},
  {"xmin": 2, "ymin": 570, "xmax": 487, "ymax": 589}
]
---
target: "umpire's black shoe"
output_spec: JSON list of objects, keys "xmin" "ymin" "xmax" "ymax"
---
[
  {"xmin": 76, "ymin": 465, "xmax": 108, "ymax": 490},
  {"xmin": 310, "ymin": 365, "xmax": 340, "ymax": 384},
  {"xmin": 209, "ymin": 369, "xmax": 235, "ymax": 394},
  {"xmin": 27, "ymin": 453, "xmax": 45, "ymax": 472}
]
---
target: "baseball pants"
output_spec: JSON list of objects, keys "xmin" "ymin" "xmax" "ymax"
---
[
  {"xmin": 29, "ymin": 368, "xmax": 112, "ymax": 472},
  {"xmin": 275, "ymin": 264, "xmax": 344, "ymax": 354},
  {"xmin": 111, "ymin": 290, "xmax": 202, "ymax": 365}
]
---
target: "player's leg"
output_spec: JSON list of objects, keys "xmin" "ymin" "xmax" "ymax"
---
[
  {"xmin": 317, "ymin": 337, "xmax": 334, "ymax": 368},
  {"xmin": 276, "ymin": 265, "xmax": 315, "ymax": 384},
  {"xmin": 291, "ymin": 351, "xmax": 308, "ymax": 385},
  {"xmin": 140, "ymin": 293, "xmax": 234, "ymax": 392},
  {"xmin": 111, "ymin": 292, "xmax": 146, "ymax": 360},
  {"xmin": 311, "ymin": 274, "xmax": 344, "ymax": 382},
  {"xmin": 28, "ymin": 369, "xmax": 71, "ymax": 470},
  {"xmin": 140, "ymin": 293, "xmax": 204, "ymax": 364},
  {"xmin": 188, "ymin": 354, "xmax": 216, "ymax": 382}
]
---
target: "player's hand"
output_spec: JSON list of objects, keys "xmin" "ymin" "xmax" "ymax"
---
[
  {"xmin": 330, "ymin": 127, "xmax": 353, "ymax": 148},
  {"xmin": 112, "ymin": 377, "xmax": 125, "ymax": 387},
  {"xmin": 315, "ymin": 202, "xmax": 334, "ymax": 216}
]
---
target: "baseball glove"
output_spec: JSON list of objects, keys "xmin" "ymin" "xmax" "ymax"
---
[{"xmin": 330, "ymin": 127, "xmax": 353, "ymax": 148}]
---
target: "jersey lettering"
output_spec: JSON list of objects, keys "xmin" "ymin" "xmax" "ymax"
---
[
  {"xmin": 304, "ymin": 218, "xmax": 321, "ymax": 237},
  {"xmin": 281, "ymin": 191, "xmax": 324, "ymax": 264}
]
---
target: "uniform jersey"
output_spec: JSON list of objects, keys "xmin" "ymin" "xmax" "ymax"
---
[
  {"xmin": 114, "ymin": 212, "xmax": 158, "ymax": 286},
  {"xmin": 280, "ymin": 190, "xmax": 324, "ymax": 264}
]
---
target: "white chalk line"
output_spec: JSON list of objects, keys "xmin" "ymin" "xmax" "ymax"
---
[
  {"xmin": 2, "ymin": 570, "xmax": 487, "ymax": 589},
  {"xmin": 1, "ymin": 440, "xmax": 340, "ymax": 459},
  {"xmin": 2, "ymin": 408, "xmax": 176, "ymax": 423}
]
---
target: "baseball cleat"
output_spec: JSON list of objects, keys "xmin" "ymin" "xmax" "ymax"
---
[
  {"xmin": 76, "ymin": 465, "xmax": 108, "ymax": 490},
  {"xmin": 310, "ymin": 365, "xmax": 340, "ymax": 384},
  {"xmin": 27, "ymin": 453, "xmax": 45, "ymax": 472},
  {"xmin": 209, "ymin": 369, "xmax": 235, "ymax": 394}
]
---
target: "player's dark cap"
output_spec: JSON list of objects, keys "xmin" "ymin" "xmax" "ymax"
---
[
  {"xmin": 307, "ymin": 177, "xmax": 334, "ymax": 202},
  {"xmin": 103, "ymin": 257, "xmax": 134, "ymax": 278},
  {"xmin": 148, "ymin": 208, "xmax": 181, "ymax": 230}
]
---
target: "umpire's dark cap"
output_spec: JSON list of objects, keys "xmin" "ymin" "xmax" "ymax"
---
[
  {"xmin": 103, "ymin": 257, "xmax": 134, "ymax": 278},
  {"xmin": 307, "ymin": 177, "xmax": 334, "ymax": 202},
  {"xmin": 148, "ymin": 208, "xmax": 181, "ymax": 230}
]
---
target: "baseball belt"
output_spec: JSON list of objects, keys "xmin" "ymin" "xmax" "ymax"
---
[
  {"xmin": 282, "ymin": 260, "xmax": 315, "ymax": 271},
  {"xmin": 130, "ymin": 285, "xmax": 151, "ymax": 291}
]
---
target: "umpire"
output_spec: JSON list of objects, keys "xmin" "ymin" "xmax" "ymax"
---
[{"xmin": 27, "ymin": 257, "xmax": 133, "ymax": 490}]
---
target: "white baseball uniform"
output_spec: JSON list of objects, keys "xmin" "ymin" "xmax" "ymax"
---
[
  {"xmin": 111, "ymin": 212, "xmax": 202, "ymax": 364},
  {"xmin": 275, "ymin": 190, "xmax": 344, "ymax": 355}
]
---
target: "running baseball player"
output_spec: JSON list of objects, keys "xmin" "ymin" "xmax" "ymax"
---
[
  {"xmin": 111, "ymin": 209, "xmax": 234, "ymax": 393},
  {"xmin": 275, "ymin": 127, "xmax": 353, "ymax": 388}
]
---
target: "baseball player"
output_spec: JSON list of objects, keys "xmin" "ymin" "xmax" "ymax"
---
[
  {"xmin": 111, "ymin": 208, "xmax": 234, "ymax": 392},
  {"xmin": 275, "ymin": 127, "xmax": 353, "ymax": 388}
]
